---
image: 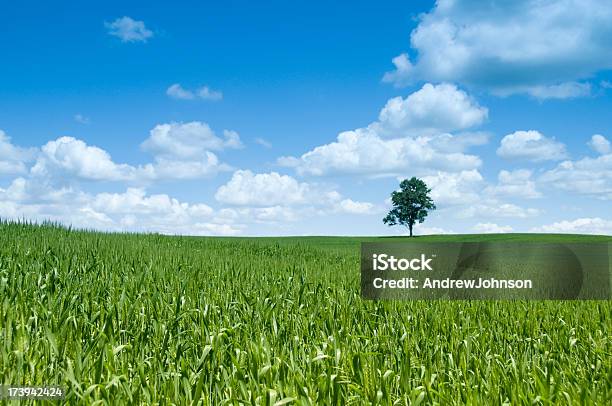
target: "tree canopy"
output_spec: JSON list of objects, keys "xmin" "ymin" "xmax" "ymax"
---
[{"xmin": 383, "ymin": 177, "xmax": 436, "ymax": 237}]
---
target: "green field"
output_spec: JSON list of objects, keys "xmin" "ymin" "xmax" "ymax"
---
[{"xmin": 1, "ymin": 222, "xmax": 610, "ymax": 404}]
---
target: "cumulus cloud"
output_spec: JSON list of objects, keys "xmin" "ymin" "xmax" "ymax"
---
[
  {"xmin": 1, "ymin": 174, "xmax": 347, "ymax": 235},
  {"xmin": 30, "ymin": 122, "xmax": 242, "ymax": 183},
  {"xmin": 279, "ymin": 84, "xmax": 486, "ymax": 177},
  {"xmin": 216, "ymin": 206, "xmax": 301, "ymax": 224},
  {"xmin": 383, "ymin": 0, "xmax": 612, "ymax": 98},
  {"xmin": 0, "ymin": 179, "xmax": 242, "ymax": 236},
  {"xmin": 214, "ymin": 170, "xmax": 376, "ymax": 221},
  {"xmin": 166, "ymin": 84, "xmax": 194, "ymax": 100},
  {"xmin": 472, "ymin": 223, "xmax": 514, "ymax": 234},
  {"xmin": 91, "ymin": 188, "xmax": 213, "ymax": 218},
  {"xmin": 376, "ymin": 83, "xmax": 487, "ymax": 135},
  {"xmin": 486, "ymin": 169, "xmax": 541, "ymax": 199},
  {"xmin": 531, "ymin": 217, "xmax": 612, "ymax": 235},
  {"xmin": 459, "ymin": 202, "xmax": 540, "ymax": 219},
  {"xmin": 105, "ymin": 16, "xmax": 153, "ymax": 43},
  {"xmin": 336, "ymin": 199, "xmax": 376, "ymax": 214},
  {"xmin": 280, "ymin": 129, "xmax": 482, "ymax": 177},
  {"xmin": 215, "ymin": 170, "xmax": 311, "ymax": 206},
  {"xmin": 0, "ymin": 130, "xmax": 35, "ymax": 175},
  {"xmin": 497, "ymin": 130, "xmax": 567, "ymax": 162},
  {"xmin": 138, "ymin": 122, "xmax": 242, "ymax": 179},
  {"xmin": 142, "ymin": 122, "xmax": 241, "ymax": 159},
  {"xmin": 421, "ymin": 170, "xmax": 484, "ymax": 206},
  {"xmin": 31, "ymin": 136, "xmax": 144, "ymax": 181},
  {"xmin": 166, "ymin": 84, "xmax": 223, "ymax": 101},
  {"xmin": 147, "ymin": 156, "xmax": 225, "ymax": 179},
  {"xmin": 588, "ymin": 134, "xmax": 611, "ymax": 155},
  {"xmin": 540, "ymin": 153, "xmax": 612, "ymax": 199}
]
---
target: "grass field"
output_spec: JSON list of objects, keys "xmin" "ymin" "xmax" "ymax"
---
[{"xmin": 1, "ymin": 221, "xmax": 610, "ymax": 404}]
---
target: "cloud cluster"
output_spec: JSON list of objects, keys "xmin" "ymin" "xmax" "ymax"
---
[
  {"xmin": 142, "ymin": 122, "xmax": 241, "ymax": 158},
  {"xmin": 531, "ymin": 217, "xmax": 612, "ymax": 235},
  {"xmin": 383, "ymin": 0, "xmax": 612, "ymax": 98},
  {"xmin": 459, "ymin": 203, "xmax": 540, "ymax": 219},
  {"xmin": 279, "ymin": 83, "xmax": 485, "ymax": 177},
  {"xmin": 32, "ymin": 136, "xmax": 146, "ymax": 181},
  {"xmin": 422, "ymin": 170, "xmax": 483, "ymax": 206},
  {"xmin": 376, "ymin": 83, "xmax": 487, "ymax": 135},
  {"xmin": 0, "ymin": 180, "xmax": 241, "ymax": 236},
  {"xmin": 0, "ymin": 127, "xmax": 377, "ymax": 235},
  {"xmin": 29, "ymin": 122, "xmax": 243, "ymax": 183},
  {"xmin": 486, "ymin": 169, "xmax": 541, "ymax": 199},
  {"xmin": 497, "ymin": 130, "xmax": 567, "ymax": 162},
  {"xmin": 540, "ymin": 135, "xmax": 612, "ymax": 200},
  {"xmin": 215, "ymin": 170, "xmax": 376, "ymax": 215},
  {"xmin": 215, "ymin": 170, "xmax": 311, "ymax": 206}
]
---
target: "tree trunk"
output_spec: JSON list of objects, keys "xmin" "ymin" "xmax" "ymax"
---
[{"xmin": 409, "ymin": 224, "xmax": 413, "ymax": 237}]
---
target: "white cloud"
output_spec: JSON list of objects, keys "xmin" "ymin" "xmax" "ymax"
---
[
  {"xmin": 531, "ymin": 217, "xmax": 612, "ymax": 235},
  {"xmin": 589, "ymin": 134, "xmax": 611, "ymax": 155},
  {"xmin": 376, "ymin": 83, "xmax": 487, "ymax": 135},
  {"xmin": 382, "ymin": 53, "xmax": 414, "ymax": 87},
  {"xmin": 459, "ymin": 202, "xmax": 540, "ymax": 219},
  {"xmin": 524, "ymin": 82, "xmax": 591, "ymax": 100},
  {"xmin": 0, "ymin": 130, "xmax": 34, "ymax": 175},
  {"xmin": 0, "ymin": 182, "xmax": 242, "ymax": 236},
  {"xmin": 472, "ymin": 223, "xmax": 514, "ymax": 234},
  {"xmin": 421, "ymin": 170, "xmax": 484, "ymax": 206},
  {"xmin": 142, "ymin": 122, "xmax": 241, "ymax": 159},
  {"xmin": 91, "ymin": 187, "xmax": 214, "ymax": 218},
  {"xmin": 280, "ymin": 128, "xmax": 482, "ymax": 177},
  {"xmin": 215, "ymin": 170, "xmax": 311, "ymax": 206},
  {"xmin": 166, "ymin": 84, "xmax": 195, "ymax": 100},
  {"xmin": 225, "ymin": 206, "xmax": 301, "ymax": 224},
  {"xmin": 383, "ymin": 0, "xmax": 612, "ymax": 98},
  {"xmin": 31, "ymin": 136, "xmax": 142, "ymax": 181},
  {"xmin": 214, "ymin": 170, "xmax": 375, "ymax": 221},
  {"xmin": 279, "ymin": 83, "xmax": 487, "ymax": 177},
  {"xmin": 148, "ymin": 156, "xmax": 225, "ymax": 179},
  {"xmin": 105, "ymin": 16, "xmax": 153, "ymax": 43},
  {"xmin": 166, "ymin": 84, "xmax": 223, "ymax": 101},
  {"xmin": 137, "ymin": 122, "xmax": 241, "ymax": 179},
  {"xmin": 540, "ymin": 153, "xmax": 612, "ymax": 199},
  {"xmin": 336, "ymin": 199, "xmax": 376, "ymax": 214},
  {"xmin": 497, "ymin": 130, "xmax": 567, "ymax": 162},
  {"xmin": 429, "ymin": 132, "xmax": 490, "ymax": 153},
  {"xmin": 0, "ymin": 177, "xmax": 28, "ymax": 201},
  {"xmin": 31, "ymin": 123, "xmax": 240, "ymax": 183},
  {"xmin": 487, "ymin": 169, "xmax": 541, "ymax": 199}
]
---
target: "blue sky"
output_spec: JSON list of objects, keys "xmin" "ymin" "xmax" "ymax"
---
[{"xmin": 1, "ymin": 0, "xmax": 611, "ymax": 236}]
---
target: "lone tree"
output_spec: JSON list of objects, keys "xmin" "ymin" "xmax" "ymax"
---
[{"xmin": 383, "ymin": 177, "xmax": 436, "ymax": 237}]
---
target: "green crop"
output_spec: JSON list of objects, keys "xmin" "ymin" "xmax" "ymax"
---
[{"xmin": 0, "ymin": 221, "xmax": 610, "ymax": 404}]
